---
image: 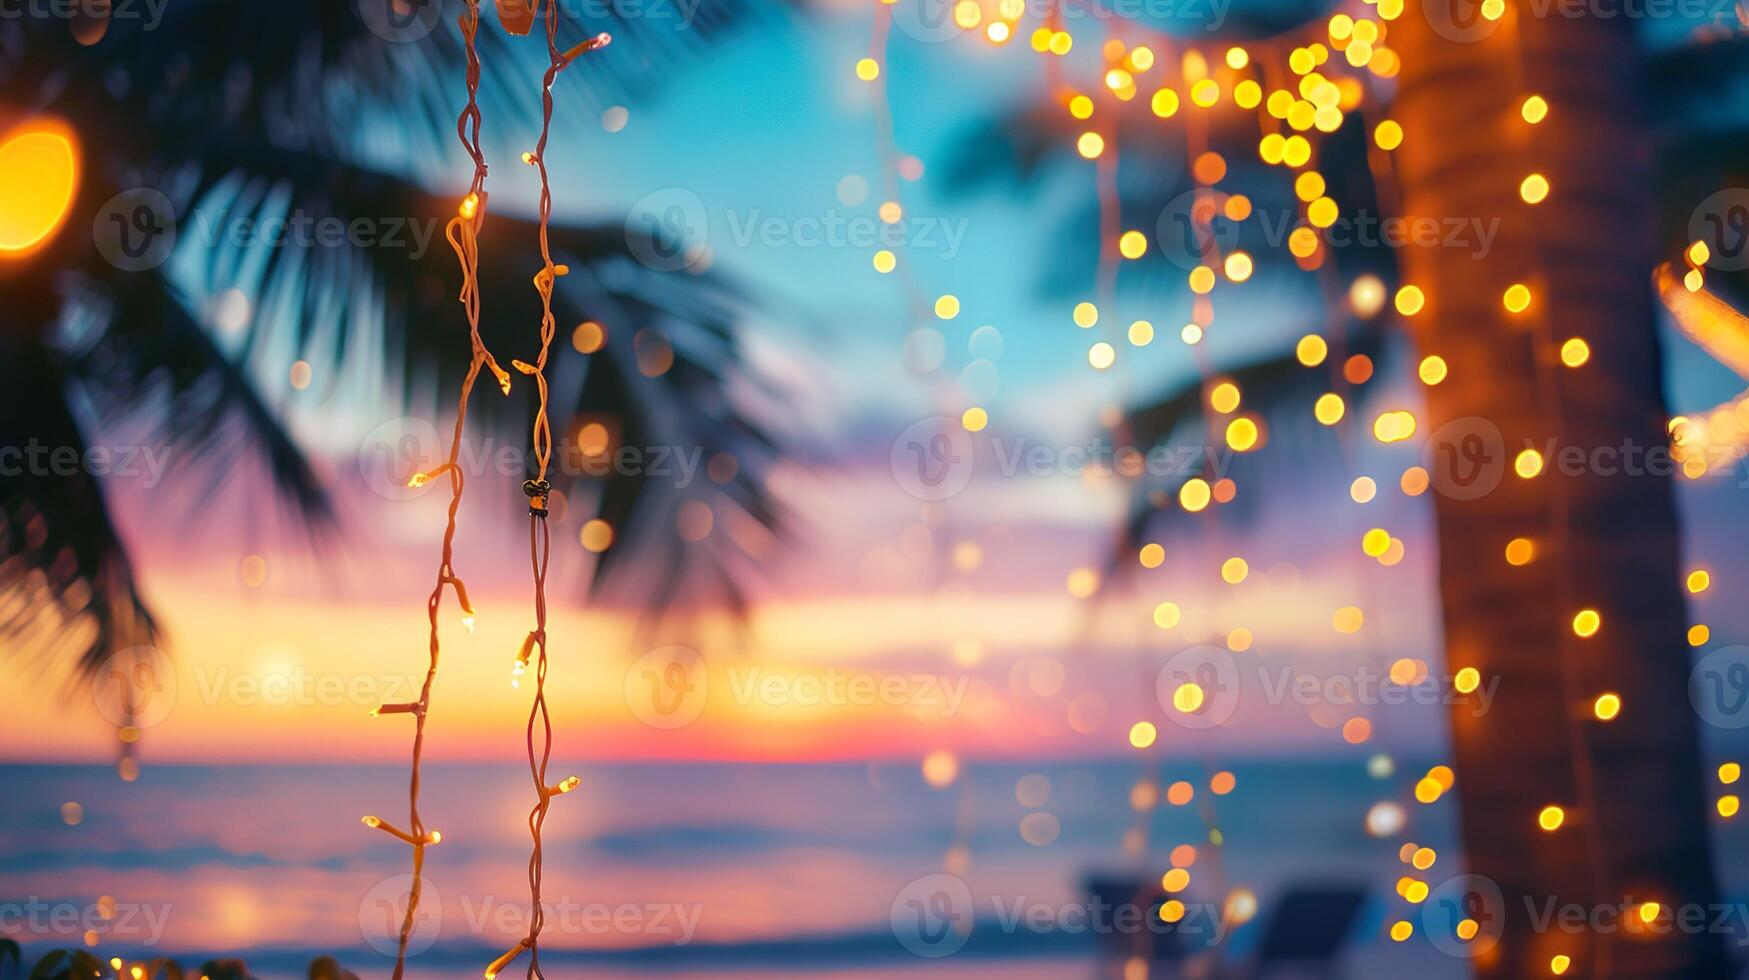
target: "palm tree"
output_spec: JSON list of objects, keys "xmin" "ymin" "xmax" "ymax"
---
[
  {"xmin": 1384, "ymin": 8, "xmax": 1728, "ymax": 977},
  {"xmin": 0, "ymin": 3, "xmax": 783, "ymax": 699},
  {"xmin": 942, "ymin": 8, "xmax": 1740, "ymax": 977}
]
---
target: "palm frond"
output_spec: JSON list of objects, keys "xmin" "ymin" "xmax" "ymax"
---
[
  {"xmin": 0, "ymin": 336, "xmax": 160, "ymax": 678},
  {"xmin": 64, "ymin": 271, "xmax": 335, "ymax": 529}
]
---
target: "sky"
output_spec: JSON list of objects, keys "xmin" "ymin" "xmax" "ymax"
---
[
  {"xmin": 10, "ymin": 5, "xmax": 1749, "ymax": 976},
  {"xmin": 3, "ymin": 1, "xmax": 1748, "ymax": 774}
]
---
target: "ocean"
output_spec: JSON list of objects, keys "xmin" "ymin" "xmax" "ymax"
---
[{"xmin": 0, "ymin": 757, "xmax": 1558, "ymax": 978}]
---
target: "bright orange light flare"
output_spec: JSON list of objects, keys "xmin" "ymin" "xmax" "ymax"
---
[{"xmin": 0, "ymin": 120, "xmax": 80, "ymax": 258}]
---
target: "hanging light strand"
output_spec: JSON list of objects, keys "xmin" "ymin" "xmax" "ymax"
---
[
  {"xmin": 372, "ymin": 6, "xmax": 510, "ymax": 980},
  {"xmin": 494, "ymin": 7, "xmax": 610, "ymax": 980}
]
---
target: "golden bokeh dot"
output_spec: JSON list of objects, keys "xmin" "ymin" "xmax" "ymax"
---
[
  {"xmin": 1226, "ymin": 417, "xmax": 1260, "ymax": 451},
  {"xmin": 571, "ymin": 320, "xmax": 606, "ymax": 353},
  {"xmin": 934, "ymin": 294, "xmax": 960, "ymax": 319},
  {"xmin": 1221, "ymin": 556, "xmax": 1249, "ymax": 584},
  {"xmin": 1400, "ymin": 466, "xmax": 1430, "ymax": 496},
  {"xmin": 1538, "ymin": 805, "xmax": 1565, "ymax": 831},
  {"xmin": 1418, "ymin": 355, "xmax": 1448, "ymax": 385},
  {"xmin": 1153, "ymin": 601, "xmax": 1182, "ymax": 629},
  {"xmin": 1521, "ymin": 173, "xmax": 1550, "ymax": 204},
  {"xmin": 1572, "ymin": 608, "xmax": 1601, "ymax": 638},
  {"xmin": 961, "ymin": 406, "xmax": 988, "ymax": 432},
  {"xmin": 1129, "ymin": 721, "xmax": 1158, "ymax": 749},
  {"xmin": 1454, "ymin": 667, "xmax": 1480, "ymax": 693},
  {"xmin": 1687, "ymin": 569, "xmax": 1711, "ymax": 594},
  {"xmin": 580, "ymin": 519, "xmax": 614, "ymax": 553},
  {"xmin": 1333, "ymin": 605, "xmax": 1365, "ymax": 633},
  {"xmin": 1180, "ymin": 478, "xmax": 1212, "ymax": 513},
  {"xmin": 1374, "ymin": 119, "xmax": 1403, "ymax": 150},
  {"xmin": 1593, "ymin": 693, "xmax": 1622, "ymax": 721},
  {"xmin": 1314, "ymin": 392, "xmax": 1346, "ymax": 426},
  {"xmin": 1351, "ymin": 476, "xmax": 1377, "ymax": 503},
  {"xmin": 1139, "ymin": 543, "xmax": 1165, "ymax": 568},
  {"xmin": 1560, "ymin": 337, "xmax": 1589, "ymax": 367},
  {"xmin": 1505, "ymin": 537, "xmax": 1536, "ymax": 566}
]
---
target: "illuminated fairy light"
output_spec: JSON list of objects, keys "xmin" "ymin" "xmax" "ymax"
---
[
  {"xmin": 493, "ymin": 11, "xmax": 614, "ymax": 979},
  {"xmin": 369, "ymin": 7, "xmax": 513, "ymax": 978}
]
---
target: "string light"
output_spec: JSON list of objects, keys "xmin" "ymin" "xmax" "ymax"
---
[
  {"xmin": 909, "ymin": 8, "xmax": 1740, "ymax": 967},
  {"xmin": 494, "ymin": 12, "xmax": 614, "ymax": 979},
  {"xmin": 368, "ymin": 7, "xmax": 509, "ymax": 977}
]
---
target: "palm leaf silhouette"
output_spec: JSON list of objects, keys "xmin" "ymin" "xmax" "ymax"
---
[{"xmin": 0, "ymin": 0, "xmax": 786, "ymax": 682}]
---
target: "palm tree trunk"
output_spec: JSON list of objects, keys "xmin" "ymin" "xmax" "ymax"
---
[{"xmin": 1391, "ymin": 7, "xmax": 1730, "ymax": 978}]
